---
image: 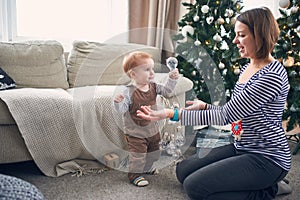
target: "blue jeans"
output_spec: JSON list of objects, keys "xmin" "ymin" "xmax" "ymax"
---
[{"xmin": 176, "ymin": 144, "xmax": 287, "ymax": 200}]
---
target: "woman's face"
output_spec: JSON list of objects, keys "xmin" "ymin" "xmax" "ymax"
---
[{"xmin": 233, "ymin": 21, "xmax": 257, "ymax": 59}]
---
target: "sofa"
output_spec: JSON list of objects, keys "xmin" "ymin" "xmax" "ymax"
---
[{"xmin": 0, "ymin": 40, "xmax": 193, "ymax": 176}]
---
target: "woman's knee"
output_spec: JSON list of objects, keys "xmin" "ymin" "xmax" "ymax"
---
[
  {"xmin": 175, "ymin": 154, "xmax": 199, "ymax": 184},
  {"xmin": 175, "ymin": 159, "xmax": 193, "ymax": 184},
  {"xmin": 175, "ymin": 162, "xmax": 185, "ymax": 184},
  {"xmin": 183, "ymin": 176, "xmax": 206, "ymax": 200}
]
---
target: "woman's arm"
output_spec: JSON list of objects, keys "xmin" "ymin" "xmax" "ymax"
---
[{"xmin": 137, "ymin": 71, "xmax": 284, "ymax": 126}]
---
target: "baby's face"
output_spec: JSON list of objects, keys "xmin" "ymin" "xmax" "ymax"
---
[{"xmin": 131, "ymin": 58, "xmax": 155, "ymax": 84}]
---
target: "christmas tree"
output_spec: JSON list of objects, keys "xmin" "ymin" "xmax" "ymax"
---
[
  {"xmin": 273, "ymin": 0, "xmax": 300, "ymax": 131},
  {"xmin": 173, "ymin": 0, "xmax": 299, "ymax": 131},
  {"xmin": 173, "ymin": 0, "xmax": 247, "ymax": 105}
]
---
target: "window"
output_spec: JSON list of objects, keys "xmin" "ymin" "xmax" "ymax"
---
[
  {"xmin": 1, "ymin": 0, "xmax": 280, "ymax": 50},
  {"xmin": 1, "ymin": 0, "xmax": 128, "ymax": 50},
  {"xmin": 242, "ymin": 0, "xmax": 280, "ymax": 18}
]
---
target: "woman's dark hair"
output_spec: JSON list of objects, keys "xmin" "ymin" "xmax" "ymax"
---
[{"xmin": 236, "ymin": 7, "xmax": 280, "ymax": 59}]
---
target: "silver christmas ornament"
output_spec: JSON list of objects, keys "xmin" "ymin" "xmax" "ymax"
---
[
  {"xmin": 296, "ymin": 25, "xmax": 300, "ymax": 33},
  {"xmin": 166, "ymin": 57, "xmax": 178, "ymax": 71},
  {"xmin": 213, "ymin": 33, "xmax": 222, "ymax": 42},
  {"xmin": 279, "ymin": 0, "xmax": 290, "ymax": 8}
]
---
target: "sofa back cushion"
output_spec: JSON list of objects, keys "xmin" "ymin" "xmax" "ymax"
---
[
  {"xmin": 0, "ymin": 40, "xmax": 69, "ymax": 89},
  {"xmin": 67, "ymin": 41, "xmax": 161, "ymax": 87}
]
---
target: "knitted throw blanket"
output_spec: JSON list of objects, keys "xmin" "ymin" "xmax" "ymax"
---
[{"xmin": 0, "ymin": 87, "xmax": 129, "ymax": 177}]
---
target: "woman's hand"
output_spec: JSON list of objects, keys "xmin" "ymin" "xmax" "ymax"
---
[
  {"xmin": 137, "ymin": 106, "xmax": 171, "ymax": 121},
  {"xmin": 185, "ymin": 99, "xmax": 207, "ymax": 110}
]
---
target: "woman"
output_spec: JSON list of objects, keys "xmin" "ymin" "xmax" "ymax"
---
[{"xmin": 137, "ymin": 7, "xmax": 292, "ymax": 200}]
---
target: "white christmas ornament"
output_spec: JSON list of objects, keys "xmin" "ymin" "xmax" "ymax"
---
[
  {"xmin": 297, "ymin": 25, "xmax": 300, "ymax": 33},
  {"xmin": 234, "ymin": 67, "xmax": 240, "ymax": 75},
  {"xmin": 225, "ymin": 9, "xmax": 234, "ymax": 18},
  {"xmin": 218, "ymin": 62, "xmax": 225, "ymax": 69},
  {"xmin": 213, "ymin": 33, "xmax": 222, "ymax": 42},
  {"xmin": 206, "ymin": 16, "xmax": 214, "ymax": 24},
  {"xmin": 193, "ymin": 15, "xmax": 200, "ymax": 22},
  {"xmin": 181, "ymin": 25, "xmax": 194, "ymax": 37},
  {"xmin": 201, "ymin": 5, "xmax": 210, "ymax": 14},
  {"xmin": 194, "ymin": 40, "xmax": 201, "ymax": 46},
  {"xmin": 290, "ymin": 6, "xmax": 299, "ymax": 14},
  {"xmin": 279, "ymin": 0, "xmax": 290, "ymax": 8}
]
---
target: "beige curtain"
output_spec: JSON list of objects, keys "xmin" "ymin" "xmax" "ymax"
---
[{"xmin": 129, "ymin": 0, "xmax": 185, "ymax": 60}]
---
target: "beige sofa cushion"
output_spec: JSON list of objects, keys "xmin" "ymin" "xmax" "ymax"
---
[
  {"xmin": 67, "ymin": 41, "xmax": 161, "ymax": 87},
  {"xmin": 0, "ymin": 40, "xmax": 69, "ymax": 89}
]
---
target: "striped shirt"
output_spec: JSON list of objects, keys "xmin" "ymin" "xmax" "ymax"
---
[{"xmin": 181, "ymin": 60, "xmax": 291, "ymax": 171}]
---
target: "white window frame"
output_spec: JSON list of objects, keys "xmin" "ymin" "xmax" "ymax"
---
[
  {"xmin": 0, "ymin": 0, "xmax": 16, "ymax": 41},
  {"xmin": 1, "ymin": 0, "xmax": 129, "ymax": 50}
]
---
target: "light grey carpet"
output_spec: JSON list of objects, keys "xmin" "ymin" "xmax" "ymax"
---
[{"xmin": 0, "ymin": 139, "xmax": 299, "ymax": 200}]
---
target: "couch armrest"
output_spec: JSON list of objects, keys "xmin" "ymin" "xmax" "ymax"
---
[{"xmin": 154, "ymin": 73, "xmax": 193, "ymax": 98}]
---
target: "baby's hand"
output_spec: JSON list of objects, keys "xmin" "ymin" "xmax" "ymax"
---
[
  {"xmin": 169, "ymin": 68, "xmax": 179, "ymax": 80},
  {"xmin": 114, "ymin": 94, "xmax": 124, "ymax": 103}
]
